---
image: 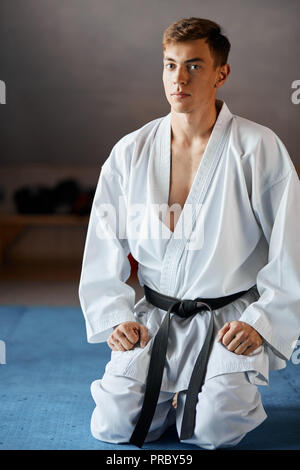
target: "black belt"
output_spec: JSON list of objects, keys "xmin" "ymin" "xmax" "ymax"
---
[{"xmin": 129, "ymin": 284, "xmax": 251, "ymax": 448}]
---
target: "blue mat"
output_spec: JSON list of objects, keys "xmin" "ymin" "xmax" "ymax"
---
[{"xmin": 0, "ymin": 305, "xmax": 299, "ymax": 450}]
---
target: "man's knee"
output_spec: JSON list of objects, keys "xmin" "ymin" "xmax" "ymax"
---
[
  {"xmin": 90, "ymin": 375, "xmax": 174, "ymax": 445},
  {"xmin": 91, "ymin": 403, "xmax": 135, "ymax": 444},
  {"xmin": 90, "ymin": 377, "xmax": 142, "ymax": 443},
  {"xmin": 191, "ymin": 400, "xmax": 247, "ymax": 449},
  {"xmin": 177, "ymin": 373, "xmax": 267, "ymax": 450}
]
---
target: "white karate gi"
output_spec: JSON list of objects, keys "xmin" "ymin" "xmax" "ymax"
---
[{"xmin": 78, "ymin": 99, "xmax": 300, "ymax": 449}]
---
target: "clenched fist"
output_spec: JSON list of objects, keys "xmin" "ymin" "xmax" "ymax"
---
[
  {"xmin": 107, "ymin": 321, "xmax": 149, "ymax": 352},
  {"xmin": 217, "ymin": 320, "xmax": 262, "ymax": 356}
]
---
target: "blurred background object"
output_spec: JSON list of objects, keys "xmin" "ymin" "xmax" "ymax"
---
[{"xmin": 13, "ymin": 178, "xmax": 95, "ymax": 215}]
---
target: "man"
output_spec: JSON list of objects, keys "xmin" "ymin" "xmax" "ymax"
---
[{"xmin": 78, "ymin": 17, "xmax": 300, "ymax": 449}]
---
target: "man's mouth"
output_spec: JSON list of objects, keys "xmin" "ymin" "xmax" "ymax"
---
[{"xmin": 171, "ymin": 92, "xmax": 191, "ymax": 100}]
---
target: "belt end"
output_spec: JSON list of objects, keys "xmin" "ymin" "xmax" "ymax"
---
[
  {"xmin": 129, "ymin": 437, "xmax": 144, "ymax": 448},
  {"xmin": 179, "ymin": 431, "xmax": 193, "ymax": 441}
]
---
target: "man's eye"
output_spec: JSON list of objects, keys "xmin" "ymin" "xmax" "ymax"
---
[
  {"xmin": 166, "ymin": 63, "xmax": 174, "ymax": 69},
  {"xmin": 190, "ymin": 64, "xmax": 199, "ymax": 70}
]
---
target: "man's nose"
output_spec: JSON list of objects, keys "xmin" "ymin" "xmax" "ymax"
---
[{"xmin": 173, "ymin": 66, "xmax": 189, "ymax": 85}]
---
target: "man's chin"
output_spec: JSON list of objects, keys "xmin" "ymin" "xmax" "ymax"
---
[{"xmin": 171, "ymin": 104, "xmax": 193, "ymax": 114}]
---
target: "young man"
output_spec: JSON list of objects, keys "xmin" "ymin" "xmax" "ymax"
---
[{"xmin": 78, "ymin": 18, "xmax": 300, "ymax": 449}]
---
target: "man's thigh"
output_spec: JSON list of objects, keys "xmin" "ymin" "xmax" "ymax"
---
[{"xmin": 175, "ymin": 371, "xmax": 267, "ymax": 450}]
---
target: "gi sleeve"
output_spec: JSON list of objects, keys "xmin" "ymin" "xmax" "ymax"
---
[
  {"xmin": 239, "ymin": 144, "xmax": 300, "ymax": 361},
  {"xmin": 78, "ymin": 149, "xmax": 136, "ymax": 343}
]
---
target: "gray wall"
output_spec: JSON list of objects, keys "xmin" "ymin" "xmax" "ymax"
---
[{"xmin": 0, "ymin": 0, "xmax": 299, "ymax": 166}]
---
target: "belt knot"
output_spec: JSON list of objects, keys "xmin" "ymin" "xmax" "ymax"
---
[{"xmin": 176, "ymin": 299, "xmax": 212, "ymax": 318}]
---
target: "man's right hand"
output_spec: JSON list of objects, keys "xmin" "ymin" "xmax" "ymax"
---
[{"xmin": 107, "ymin": 321, "xmax": 149, "ymax": 352}]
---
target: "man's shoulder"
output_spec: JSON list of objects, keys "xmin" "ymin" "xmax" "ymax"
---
[
  {"xmin": 115, "ymin": 114, "xmax": 167, "ymax": 149},
  {"xmin": 102, "ymin": 114, "xmax": 167, "ymax": 179},
  {"xmin": 232, "ymin": 110, "xmax": 294, "ymax": 185},
  {"xmin": 232, "ymin": 112, "xmax": 278, "ymax": 144},
  {"xmin": 232, "ymin": 111, "xmax": 291, "ymax": 161}
]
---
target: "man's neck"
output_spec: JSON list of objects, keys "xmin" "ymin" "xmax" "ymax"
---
[{"xmin": 170, "ymin": 99, "xmax": 222, "ymax": 148}]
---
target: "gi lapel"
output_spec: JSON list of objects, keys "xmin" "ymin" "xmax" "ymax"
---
[{"xmin": 157, "ymin": 100, "xmax": 234, "ymax": 296}]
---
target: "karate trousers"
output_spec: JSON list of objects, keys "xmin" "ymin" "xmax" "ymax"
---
[{"xmin": 90, "ymin": 370, "xmax": 267, "ymax": 450}]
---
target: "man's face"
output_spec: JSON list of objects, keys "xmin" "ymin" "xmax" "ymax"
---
[{"xmin": 162, "ymin": 38, "xmax": 227, "ymax": 114}]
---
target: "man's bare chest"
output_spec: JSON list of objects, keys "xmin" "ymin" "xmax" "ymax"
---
[{"xmin": 165, "ymin": 145, "xmax": 206, "ymax": 232}]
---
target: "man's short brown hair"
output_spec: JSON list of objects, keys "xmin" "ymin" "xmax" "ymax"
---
[{"xmin": 162, "ymin": 17, "xmax": 231, "ymax": 69}]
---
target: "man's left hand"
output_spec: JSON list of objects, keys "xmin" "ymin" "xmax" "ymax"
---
[{"xmin": 217, "ymin": 321, "xmax": 262, "ymax": 356}]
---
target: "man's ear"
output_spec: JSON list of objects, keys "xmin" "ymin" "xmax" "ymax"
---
[{"xmin": 215, "ymin": 64, "xmax": 230, "ymax": 88}]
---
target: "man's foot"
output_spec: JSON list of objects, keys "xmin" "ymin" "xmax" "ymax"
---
[{"xmin": 172, "ymin": 393, "xmax": 178, "ymax": 409}]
